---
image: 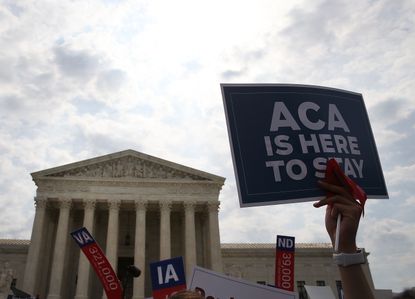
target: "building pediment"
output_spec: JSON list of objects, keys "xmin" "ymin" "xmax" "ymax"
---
[{"xmin": 31, "ymin": 149, "xmax": 225, "ymax": 183}]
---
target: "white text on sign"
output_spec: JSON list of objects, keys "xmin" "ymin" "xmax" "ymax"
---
[
  {"xmin": 264, "ymin": 101, "xmax": 363, "ymax": 182},
  {"xmin": 157, "ymin": 264, "xmax": 179, "ymax": 284}
]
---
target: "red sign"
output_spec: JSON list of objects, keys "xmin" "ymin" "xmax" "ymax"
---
[
  {"xmin": 275, "ymin": 235, "xmax": 295, "ymax": 292},
  {"xmin": 71, "ymin": 227, "xmax": 122, "ymax": 299}
]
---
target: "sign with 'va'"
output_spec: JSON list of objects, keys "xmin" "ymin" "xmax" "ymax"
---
[
  {"xmin": 150, "ymin": 256, "xmax": 186, "ymax": 299},
  {"xmin": 221, "ymin": 84, "xmax": 388, "ymax": 207},
  {"xmin": 71, "ymin": 227, "xmax": 122, "ymax": 299}
]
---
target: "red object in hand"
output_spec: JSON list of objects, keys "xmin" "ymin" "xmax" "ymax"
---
[{"xmin": 324, "ymin": 159, "xmax": 367, "ymax": 215}]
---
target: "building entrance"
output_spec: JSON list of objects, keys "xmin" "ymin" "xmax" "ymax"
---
[{"xmin": 118, "ymin": 257, "xmax": 134, "ymax": 299}]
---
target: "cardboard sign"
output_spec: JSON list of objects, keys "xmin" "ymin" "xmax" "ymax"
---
[
  {"xmin": 150, "ymin": 256, "xmax": 186, "ymax": 299},
  {"xmin": 304, "ymin": 285, "xmax": 336, "ymax": 299},
  {"xmin": 189, "ymin": 266, "xmax": 297, "ymax": 299},
  {"xmin": 71, "ymin": 227, "xmax": 122, "ymax": 299},
  {"xmin": 275, "ymin": 235, "xmax": 295, "ymax": 291},
  {"xmin": 222, "ymin": 83, "xmax": 388, "ymax": 207}
]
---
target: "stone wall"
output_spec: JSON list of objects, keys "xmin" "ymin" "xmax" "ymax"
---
[{"xmin": 0, "ymin": 240, "xmax": 29, "ymax": 299}]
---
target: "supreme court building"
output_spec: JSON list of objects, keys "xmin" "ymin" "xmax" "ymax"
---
[
  {"xmin": 21, "ymin": 150, "xmax": 224, "ymax": 299},
  {"xmin": 0, "ymin": 150, "xmax": 384, "ymax": 299}
]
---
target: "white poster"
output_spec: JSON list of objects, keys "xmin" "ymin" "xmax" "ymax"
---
[
  {"xmin": 304, "ymin": 285, "xmax": 336, "ymax": 299},
  {"xmin": 188, "ymin": 266, "xmax": 297, "ymax": 299}
]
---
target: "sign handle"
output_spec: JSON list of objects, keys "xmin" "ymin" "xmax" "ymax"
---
[{"xmin": 334, "ymin": 214, "xmax": 341, "ymax": 252}]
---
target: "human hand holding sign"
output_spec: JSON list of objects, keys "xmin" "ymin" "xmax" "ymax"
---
[
  {"xmin": 314, "ymin": 158, "xmax": 366, "ymax": 253},
  {"xmin": 313, "ymin": 179, "xmax": 362, "ymax": 253},
  {"xmin": 313, "ymin": 159, "xmax": 374, "ymax": 299}
]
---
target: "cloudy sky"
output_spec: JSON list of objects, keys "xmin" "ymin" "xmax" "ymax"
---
[{"xmin": 1, "ymin": 0, "xmax": 414, "ymax": 292}]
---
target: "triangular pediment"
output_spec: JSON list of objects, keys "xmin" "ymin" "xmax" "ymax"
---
[{"xmin": 31, "ymin": 150, "xmax": 224, "ymax": 183}]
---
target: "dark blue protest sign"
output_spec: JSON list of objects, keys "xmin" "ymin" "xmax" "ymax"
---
[
  {"xmin": 71, "ymin": 227, "xmax": 95, "ymax": 248},
  {"xmin": 222, "ymin": 84, "xmax": 388, "ymax": 207},
  {"xmin": 150, "ymin": 256, "xmax": 186, "ymax": 299},
  {"xmin": 276, "ymin": 235, "xmax": 295, "ymax": 252}
]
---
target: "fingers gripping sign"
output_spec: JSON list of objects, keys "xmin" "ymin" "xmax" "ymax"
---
[
  {"xmin": 313, "ymin": 159, "xmax": 367, "ymax": 253},
  {"xmin": 324, "ymin": 158, "xmax": 367, "ymax": 212}
]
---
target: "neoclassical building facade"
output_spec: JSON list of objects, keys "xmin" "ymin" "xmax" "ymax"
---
[
  {"xmin": 0, "ymin": 150, "xmax": 385, "ymax": 299},
  {"xmin": 20, "ymin": 150, "xmax": 225, "ymax": 299}
]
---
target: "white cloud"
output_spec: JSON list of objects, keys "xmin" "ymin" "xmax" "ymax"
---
[
  {"xmin": 0, "ymin": 0, "xmax": 414, "ymax": 292},
  {"xmin": 385, "ymin": 164, "xmax": 415, "ymax": 186},
  {"xmin": 54, "ymin": 45, "xmax": 103, "ymax": 80},
  {"xmin": 360, "ymin": 218, "xmax": 415, "ymax": 290}
]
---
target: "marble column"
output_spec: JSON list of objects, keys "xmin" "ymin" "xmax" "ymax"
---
[
  {"xmin": 207, "ymin": 201, "xmax": 223, "ymax": 272},
  {"xmin": 74, "ymin": 199, "xmax": 96, "ymax": 299},
  {"xmin": 184, "ymin": 201, "xmax": 197, "ymax": 279},
  {"xmin": 47, "ymin": 198, "xmax": 72, "ymax": 299},
  {"xmin": 105, "ymin": 200, "xmax": 121, "ymax": 271},
  {"xmin": 23, "ymin": 197, "xmax": 47, "ymax": 294},
  {"xmin": 102, "ymin": 199, "xmax": 120, "ymax": 299},
  {"xmin": 133, "ymin": 201, "xmax": 147, "ymax": 299},
  {"xmin": 159, "ymin": 201, "xmax": 172, "ymax": 260}
]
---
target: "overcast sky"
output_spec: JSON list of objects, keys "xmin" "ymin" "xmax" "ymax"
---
[{"xmin": 1, "ymin": 0, "xmax": 414, "ymax": 292}]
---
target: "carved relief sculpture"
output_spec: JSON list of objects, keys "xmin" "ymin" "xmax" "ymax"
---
[{"xmin": 47, "ymin": 156, "xmax": 208, "ymax": 181}]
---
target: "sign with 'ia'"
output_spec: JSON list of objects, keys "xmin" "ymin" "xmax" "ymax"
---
[
  {"xmin": 150, "ymin": 256, "xmax": 186, "ymax": 299},
  {"xmin": 222, "ymin": 84, "xmax": 388, "ymax": 207}
]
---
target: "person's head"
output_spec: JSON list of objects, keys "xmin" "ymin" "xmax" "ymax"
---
[
  {"xmin": 169, "ymin": 290, "xmax": 204, "ymax": 299},
  {"xmin": 395, "ymin": 289, "xmax": 415, "ymax": 299}
]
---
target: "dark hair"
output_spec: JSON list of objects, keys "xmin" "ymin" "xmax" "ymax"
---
[
  {"xmin": 394, "ymin": 289, "xmax": 415, "ymax": 299},
  {"xmin": 169, "ymin": 290, "xmax": 204, "ymax": 299}
]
